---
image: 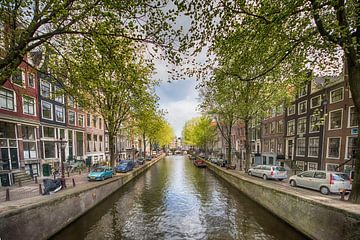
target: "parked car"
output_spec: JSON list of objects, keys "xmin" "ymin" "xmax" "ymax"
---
[
  {"xmin": 88, "ymin": 166, "xmax": 113, "ymax": 181},
  {"xmin": 289, "ymin": 170, "xmax": 351, "ymax": 195},
  {"xmin": 115, "ymin": 160, "xmax": 135, "ymax": 173},
  {"xmin": 248, "ymin": 165, "xmax": 287, "ymax": 181},
  {"xmin": 146, "ymin": 155, "xmax": 152, "ymax": 161},
  {"xmin": 209, "ymin": 157, "xmax": 219, "ymax": 165},
  {"xmin": 137, "ymin": 157, "xmax": 145, "ymax": 165}
]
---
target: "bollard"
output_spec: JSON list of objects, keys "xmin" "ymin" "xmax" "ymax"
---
[
  {"xmin": 18, "ymin": 179, "xmax": 22, "ymax": 187},
  {"xmin": 340, "ymin": 189, "xmax": 346, "ymax": 201},
  {"xmin": 79, "ymin": 170, "xmax": 81, "ymax": 175},
  {"xmin": 67, "ymin": 171, "xmax": 70, "ymax": 177},
  {"xmin": 34, "ymin": 176, "xmax": 38, "ymax": 184},
  {"xmin": 5, "ymin": 188, "xmax": 10, "ymax": 201},
  {"xmin": 72, "ymin": 178, "xmax": 76, "ymax": 187},
  {"xmin": 53, "ymin": 174, "xmax": 56, "ymax": 180},
  {"xmin": 39, "ymin": 184, "xmax": 42, "ymax": 195}
]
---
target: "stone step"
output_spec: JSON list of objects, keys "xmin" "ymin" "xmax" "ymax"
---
[{"xmin": 13, "ymin": 171, "xmax": 33, "ymax": 184}]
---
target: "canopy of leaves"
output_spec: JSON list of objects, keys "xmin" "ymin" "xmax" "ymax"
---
[{"xmin": 182, "ymin": 116, "xmax": 216, "ymax": 149}]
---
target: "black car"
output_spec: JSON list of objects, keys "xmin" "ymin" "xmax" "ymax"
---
[
  {"xmin": 137, "ymin": 157, "xmax": 145, "ymax": 165},
  {"xmin": 146, "ymin": 155, "xmax": 152, "ymax": 161}
]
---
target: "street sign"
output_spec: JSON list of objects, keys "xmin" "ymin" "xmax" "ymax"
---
[{"xmin": 351, "ymin": 128, "xmax": 358, "ymax": 135}]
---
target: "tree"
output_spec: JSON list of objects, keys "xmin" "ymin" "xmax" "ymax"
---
[
  {"xmin": 50, "ymin": 34, "xmax": 155, "ymax": 167},
  {"xmin": 182, "ymin": 116, "xmax": 217, "ymax": 153},
  {"xmin": 179, "ymin": 0, "xmax": 360, "ymax": 202},
  {"xmin": 0, "ymin": 0, "xmax": 180, "ymax": 85}
]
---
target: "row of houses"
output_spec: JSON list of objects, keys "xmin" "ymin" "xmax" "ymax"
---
[
  {"xmin": 0, "ymin": 54, "xmax": 142, "ymax": 186},
  {"xmin": 214, "ymin": 73, "xmax": 357, "ymax": 175}
]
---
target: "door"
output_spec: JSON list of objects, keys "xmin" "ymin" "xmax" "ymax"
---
[
  {"xmin": 297, "ymin": 171, "xmax": 315, "ymax": 188},
  {"xmin": 313, "ymin": 171, "xmax": 326, "ymax": 189},
  {"xmin": 287, "ymin": 139, "xmax": 294, "ymax": 160}
]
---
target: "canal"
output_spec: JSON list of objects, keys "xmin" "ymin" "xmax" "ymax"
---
[{"xmin": 51, "ymin": 156, "xmax": 307, "ymax": 240}]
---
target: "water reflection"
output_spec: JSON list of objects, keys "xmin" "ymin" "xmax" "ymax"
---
[{"xmin": 52, "ymin": 156, "xmax": 307, "ymax": 240}]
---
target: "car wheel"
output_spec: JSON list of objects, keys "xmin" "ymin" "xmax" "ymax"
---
[
  {"xmin": 101, "ymin": 176, "xmax": 105, "ymax": 181},
  {"xmin": 263, "ymin": 174, "xmax": 268, "ymax": 180},
  {"xmin": 290, "ymin": 180, "xmax": 297, "ymax": 187},
  {"xmin": 248, "ymin": 171, "xmax": 252, "ymax": 176},
  {"xmin": 320, "ymin": 186, "xmax": 330, "ymax": 195}
]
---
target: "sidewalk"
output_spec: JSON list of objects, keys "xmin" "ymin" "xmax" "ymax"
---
[{"xmin": 0, "ymin": 172, "xmax": 90, "ymax": 202}]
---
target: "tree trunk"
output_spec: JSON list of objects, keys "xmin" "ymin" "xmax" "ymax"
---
[
  {"xmin": 347, "ymin": 56, "xmax": 360, "ymax": 203},
  {"xmin": 244, "ymin": 119, "xmax": 251, "ymax": 172},
  {"xmin": 143, "ymin": 132, "xmax": 146, "ymax": 158},
  {"xmin": 109, "ymin": 132, "xmax": 116, "ymax": 167},
  {"xmin": 227, "ymin": 124, "xmax": 232, "ymax": 165}
]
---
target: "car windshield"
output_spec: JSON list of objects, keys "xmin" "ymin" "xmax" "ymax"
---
[
  {"xmin": 333, "ymin": 173, "xmax": 350, "ymax": 181},
  {"xmin": 93, "ymin": 168, "xmax": 104, "ymax": 172},
  {"xmin": 275, "ymin": 167, "xmax": 286, "ymax": 171},
  {"xmin": 120, "ymin": 162, "xmax": 128, "ymax": 166}
]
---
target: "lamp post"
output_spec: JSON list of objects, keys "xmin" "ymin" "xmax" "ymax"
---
[{"xmin": 59, "ymin": 137, "xmax": 67, "ymax": 188}]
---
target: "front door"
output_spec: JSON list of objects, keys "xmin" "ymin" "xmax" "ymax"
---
[{"xmin": 286, "ymin": 139, "xmax": 294, "ymax": 160}]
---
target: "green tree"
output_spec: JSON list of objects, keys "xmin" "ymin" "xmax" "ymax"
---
[
  {"xmin": 179, "ymin": 0, "xmax": 360, "ymax": 203},
  {"xmin": 182, "ymin": 116, "xmax": 216, "ymax": 152},
  {"xmin": 50, "ymin": 34, "xmax": 154, "ymax": 167},
  {"xmin": 0, "ymin": 0, "xmax": 180, "ymax": 84}
]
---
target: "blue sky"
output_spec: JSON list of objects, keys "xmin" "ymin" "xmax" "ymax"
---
[{"xmin": 154, "ymin": 63, "xmax": 201, "ymax": 137}]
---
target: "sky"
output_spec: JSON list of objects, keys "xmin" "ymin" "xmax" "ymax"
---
[{"xmin": 154, "ymin": 61, "xmax": 201, "ymax": 137}]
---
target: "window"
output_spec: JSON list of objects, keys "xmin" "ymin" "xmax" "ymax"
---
[
  {"xmin": 287, "ymin": 120, "xmax": 295, "ymax": 136},
  {"xmin": 0, "ymin": 122, "xmax": 16, "ymax": 139},
  {"xmin": 68, "ymin": 130, "xmax": 73, "ymax": 159},
  {"xmin": 328, "ymin": 137, "xmax": 341, "ymax": 158},
  {"xmin": 43, "ymin": 127, "xmax": 55, "ymax": 138},
  {"xmin": 105, "ymin": 135, "xmax": 109, "ymax": 151},
  {"xmin": 41, "ymin": 101, "xmax": 52, "ymax": 120},
  {"xmin": 68, "ymin": 96, "xmax": 75, "ymax": 108},
  {"xmin": 87, "ymin": 114, "xmax": 91, "ymax": 127},
  {"xmin": 297, "ymin": 118, "xmax": 306, "ymax": 134},
  {"xmin": 93, "ymin": 116, "xmax": 97, "ymax": 128},
  {"xmin": 314, "ymin": 171, "xmax": 325, "ymax": 179},
  {"xmin": 0, "ymin": 88, "xmax": 15, "ymax": 110},
  {"xmin": 76, "ymin": 132, "xmax": 84, "ymax": 156},
  {"xmin": 99, "ymin": 135, "xmax": 103, "ymax": 151},
  {"xmin": 348, "ymin": 106, "xmax": 358, "ymax": 127},
  {"xmin": 28, "ymin": 73, "xmax": 35, "ymax": 88},
  {"xmin": 298, "ymin": 100, "xmax": 307, "ymax": 114},
  {"xmin": 23, "ymin": 96, "xmax": 35, "ymax": 115},
  {"xmin": 0, "ymin": 122, "xmax": 18, "ymax": 170},
  {"xmin": 296, "ymin": 161, "xmax": 305, "ymax": 171},
  {"xmin": 68, "ymin": 111, "xmax": 76, "ymax": 125},
  {"xmin": 44, "ymin": 141, "xmax": 56, "ymax": 158},
  {"xmin": 310, "ymin": 114, "xmax": 320, "ymax": 132},
  {"xmin": 346, "ymin": 137, "xmax": 357, "ymax": 159},
  {"xmin": 59, "ymin": 128, "xmax": 65, "ymax": 139},
  {"xmin": 326, "ymin": 163, "xmax": 339, "ymax": 172},
  {"xmin": 264, "ymin": 124, "xmax": 269, "ymax": 135},
  {"xmin": 329, "ymin": 109, "xmax": 342, "ymax": 130},
  {"xmin": 12, "ymin": 69, "xmax": 25, "ymax": 86},
  {"xmin": 78, "ymin": 114, "xmax": 84, "ymax": 127},
  {"xmin": 308, "ymin": 137, "xmax": 319, "ymax": 157},
  {"xmin": 55, "ymin": 106, "xmax": 65, "ymax": 123},
  {"xmin": 277, "ymin": 141, "xmax": 283, "ymax": 154},
  {"xmin": 298, "ymin": 85, "xmax": 307, "ymax": 97},
  {"xmin": 276, "ymin": 105, "xmax": 283, "ymax": 116},
  {"xmin": 330, "ymin": 87, "xmax": 343, "ymax": 103},
  {"xmin": 54, "ymin": 86, "xmax": 64, "ymax": 104},
  {"xmin": 23, "ymin": 126, "xmax": 37, "ymax": 159},
  {"xmin": 308, "ymin": 162, "xmax": 318, "ymax": 171},
  {"xmin": 277, "ymin": 120, "xmax": 284, "ymax": 133},
  {"xmin": 40, "ymin": 80, "xmax": 51, "ymax": 97},
  {"xmin": 99, "ymin": 118, "xmax": 102, "ymax": 129},
  {"xmin": 296, "ymin": 138, "xmax": 306, "ymax": 156},
  {"xmin": 288, "ymin": 104, "xmax": 295, "ymax": 115},
  {"xmin": 94, "ymin": 134, "xmax": 98, "ymax": 151},
  {"xmin": 270, "ymin": 122, "xmax": 276, "ymax": 134},
  {"xmin": 311, "ymin": 95, "xmax": 321, "ymax": 108},
  {"xmin": 87, "ymin": 134, "xmax": 92, "ymax": 152}
]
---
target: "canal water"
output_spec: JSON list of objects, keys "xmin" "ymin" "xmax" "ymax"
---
[{"xmin": 52, "ymin": 156, "xmax": 307, "ymax": 240}]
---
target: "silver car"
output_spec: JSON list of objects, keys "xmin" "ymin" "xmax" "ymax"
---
[
  {"xmin": 289, "ymin": 170, "xmax": 351, "ymax": 195},
  {"xmin": 248, "ymin": 165, "xmax": 288, "ymax": 180}
]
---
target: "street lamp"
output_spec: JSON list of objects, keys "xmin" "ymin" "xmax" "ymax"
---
[{"xmin": 58, "ymin": 137, "xmax": 67, "ymax": 188}]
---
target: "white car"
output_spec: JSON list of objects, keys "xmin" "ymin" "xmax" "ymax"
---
[
  {"xmin": 289, "ymin": 170, "xmax": 351, "ymax": 195},
  {"xmin": 248, "ymin": 165, "xmax": 288, "ymax": 180}
]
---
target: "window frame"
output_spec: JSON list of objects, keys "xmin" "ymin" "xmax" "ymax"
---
[
  {"xmin": 28, "ymin": 73, "xmax": 35, "ymax": 88},
  {"xmin": 298, "ymin": 100, "xmax": 307, "ymax": 115},
  {"xmin": 22, "ymin": 95, "xmax": 36, "ymax": 116},
  {"xmin": 345, "ymin": 136, "xmax": 357, "ymax": 160},
  {"xmin": 68, "ymin": 110, "xmax": 76, "ymax": 125},
  {"xmin": 287, "ymin": 119, "xmax": 295, "ymax": 136},
  {"xmin": 287, "ymin": 104, "xmax": 295, "ymax": 115},
  {"xmin": 308, "ymin": 162, "xmax": 318, "ymax": 171},
  {"xmin": 308, "ymin": 137, "xmax": 320, "ymax": 158},
  {"xmin": 297, "ymin": 117, "xmax": 307, "ymax": 134},
  {"xmin": 348, "ymin": 106, "xmax": 358, "ymax": 128},
  {"xmin": 328, "ymin": 109, "xmax": 343, "ymax": 130},
  {"xmin": 0, "ymin": 88, "xmax": 16, "ymax": 111},
  {"xmin": 55, "ymin": 105, "xmax": 65, "ymax": 123},
  {"xmin": 41, "ymin": 100, "xmax": 53, "ymax": 120},
  {"xmin": 330, "ymin": 87, "xmax": 344, "ymax": 104},
  {"xmin": 309, "ymin": 114, "xmax": 320, "ymax": 133},
  {"xmin": 327, "ymin": 137, "xmax": 341, "ymax": 159},
  {"xmin": 40, "ymin": 80, "xmax": 51, "ymax": 98},
  {"xmin": 310, "ymin": 95, "xmax": 321, "ymax": 108},
  {"xmin": 296, "ymin": 137, "xmax": 306, "ymax": 157}
]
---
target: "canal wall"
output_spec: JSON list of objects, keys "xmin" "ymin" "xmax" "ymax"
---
[
  {"xmin": 206, "ymin": 162, "xmax": 360, "ymax": 240},
  {"xmin": 0, "ymin": 156, "xmax": 164, "ymax": 240}
]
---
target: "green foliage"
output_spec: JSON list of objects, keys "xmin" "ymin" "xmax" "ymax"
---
[{"xmin": 182, "ymin": 116, "xmax": 216, "ymax": 150}]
